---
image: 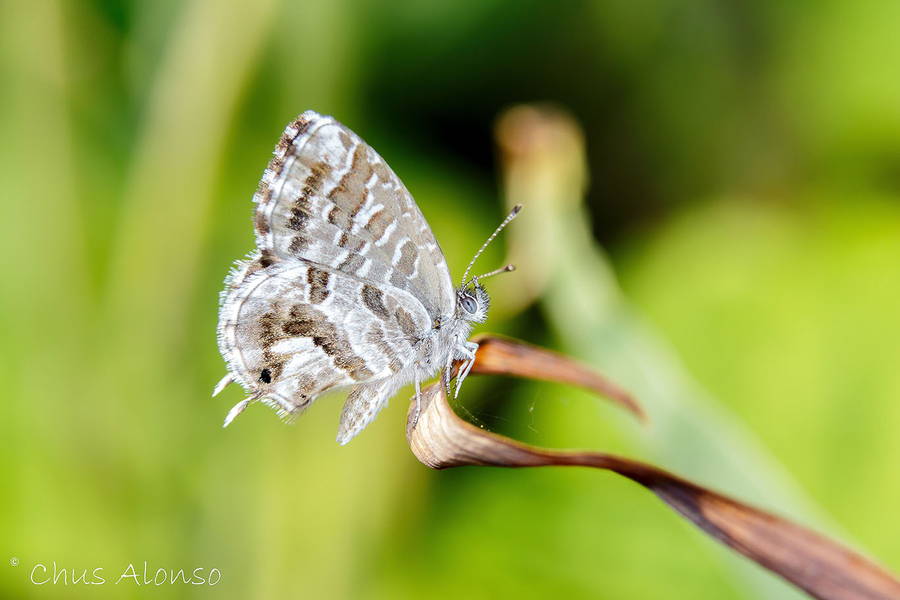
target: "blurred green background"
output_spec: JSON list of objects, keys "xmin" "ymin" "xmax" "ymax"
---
[{"xmin": 2, "ymin": 0, "xmax": 900, "ymax": 598}]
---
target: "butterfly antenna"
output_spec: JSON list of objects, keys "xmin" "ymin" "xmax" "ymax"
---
[
  {"xmin": 470, "ymin": 264, "xmax": 516, "ymax": 284},
  {"xmin": 460, "ymin": 204, "xmax": 521, "ymax": 287}
]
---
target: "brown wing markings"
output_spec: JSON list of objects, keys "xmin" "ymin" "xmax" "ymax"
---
[
  {"xmin": 361, "ymin": 284, "xmax": 390, "ymax": 320},
  {"xmin": 394, "ymin": 306, "xmax": 420, "ymax": 345},
  {"xmin": 328, "ymin": 142, "xmax": 372, "ymax": 219},
  {"xmin": 282, "ymin": 304, "xmax": 374, "ymax": 382},
  {"xmin": 255, "ymin": 308, "xmax": 288, "ymax": 388},
  {"xmin": 365, "ymin": 324, "xmax": 404, "ymax": 373},
  {"xmin": 250, "ymin": 112, "xmax": 455, "ymax": 320},
  {"xmin": 306, "ymin": 266, "xmax": 330, "ymax": 304},
  {"xmin": 364, "ymin": 209, "xmax": 392, "ymax": 241},
  {"xmin": 395, "ymin": 241, "xmax": 418, "ymax": 277}
]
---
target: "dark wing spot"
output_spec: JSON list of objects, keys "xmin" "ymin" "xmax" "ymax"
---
[
  {"xmin": 394, "ymin": 307, "xmax": 420, "ymax": 344},
  {"xmin": 258, "ymin": 310, "xmax": 282, "ymax": 350},
  {"xmin": 255, "ymin": 310, "xmax": 287, "ymax": 383},
  {"xmin": 301, "ymin": 161, "xmax": 330, "ymax": 199},
  {"xmin": 336, "ymin": 251, "xmax": 366, "ymax": 274},
  {"xmin": 259, "ymin": 250, "xmax": 277, "ymax": 268},
  {"xmin": 282, "ymin": 317, "xmax": 313, "ymax": 337},
  {"xmin": 286, "ymin": 207, "xmax": 309, "ymax": 231},
  {"xmin": 306, "ymin": 266, "xmax": 330, "ymax": 304},
  {"xmin": 332, "ymin": 353, "xmax": 372, "ymax": 382},
  {"xmin": 286, "ymin": 183, "xmax": 315, "ymax": 233},
  {"xmin": 361, "ymin": 285, "xmax": 390, "ymax": 319},
  {"xmin": 288, "ymin": 235, "xmax": 309, "ymax": 254},
  {"xmin": 259, "ymin": 368, "xmax": 272, "ymax": 384}
]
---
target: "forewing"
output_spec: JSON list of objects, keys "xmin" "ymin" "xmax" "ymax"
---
[
  {"xmin": 252, "ymin": 111, "xmax": 455, "ymax": 322},
  {"xmin": 217, "ymin": 255, "xmax": 431, "ymax": 420}
]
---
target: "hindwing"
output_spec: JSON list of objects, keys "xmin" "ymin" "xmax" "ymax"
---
[{"xmin": 217, "ymin": 256, "xmax": 431, "ymax": 420}]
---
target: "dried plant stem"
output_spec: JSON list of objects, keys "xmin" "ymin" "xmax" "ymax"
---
[{"xmin": 408, "ymin": 335, "xmax": 900, "ymax": 600}]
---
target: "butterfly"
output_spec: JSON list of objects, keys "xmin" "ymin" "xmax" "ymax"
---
[{"xmin": 213, "ymin": 111, "xmax": 519, "ymax": 444}]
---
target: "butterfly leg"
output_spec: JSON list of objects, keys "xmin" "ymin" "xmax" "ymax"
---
[
  {"xmin": 453, "ymin": 340, "xmax": 479, "ymax": 399},
  {"xmin": 413, "ymin": 370, "xmax": 422, "ymax": 427},
  {"xmin": 337, "ymin": 379, "xmax": 393, "ymax": 445},
  {"xmin": 444, "ymin": 347, "xmax": 455, "ymax": 398}
]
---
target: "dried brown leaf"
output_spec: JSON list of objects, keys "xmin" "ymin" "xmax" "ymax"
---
[
  {"xmin": 467, "ymin": 334, "xmax": 646, "ymax": 422},
  {"xmin": 407, "ymin": 335, "xmax": 900, "ymax": 600}
]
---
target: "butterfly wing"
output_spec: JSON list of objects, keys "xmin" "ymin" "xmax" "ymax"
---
[
  {"xmin": 336, "ymin": 378, "xmax": 396, "ymax": 446},
  {"xmin": 217, "ymin": 257, "xmax": 431, "ymax": 420},
  {"xmin": 252, "ymin": 111, "xmax": 455, "ymax": 323}
]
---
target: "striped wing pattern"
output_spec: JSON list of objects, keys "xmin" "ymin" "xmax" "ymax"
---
[
  {"xmin": 217, "ymin": 112, "xmax": 454, "ymax": 442},
  {"xmin": 253, "ymin": 112, "xmax": 454, "ymax": 321},
  {"xmin": 218, "ymin": 260, "xmax": 431, "ymax": 421}
]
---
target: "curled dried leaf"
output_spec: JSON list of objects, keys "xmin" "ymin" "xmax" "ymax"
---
[
  {"xmin": 407, "ymin": 334, "xmax": 900, "ymax": 600},
  {"xmin": 468, "ymin": 334, "xmax": 646, "ymax": 422}
]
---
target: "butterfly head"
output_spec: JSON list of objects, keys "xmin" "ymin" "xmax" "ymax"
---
[
  {"xmin": 456, "ymin": 280, "xmax": 490, "ymax": 324},
  {"xmin": 453, "ymin": 205, "xmax": 522, "ymax": 328}
]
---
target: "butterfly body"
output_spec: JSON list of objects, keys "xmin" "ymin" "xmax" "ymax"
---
[{"xmin": 216, "ymin": 111, "xmax": 494, "ymax": 444}]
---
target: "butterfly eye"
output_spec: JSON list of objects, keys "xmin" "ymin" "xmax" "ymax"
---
[{"xmin": 462, "ymin": 296, "xmax": 478, "ymax": 314}]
